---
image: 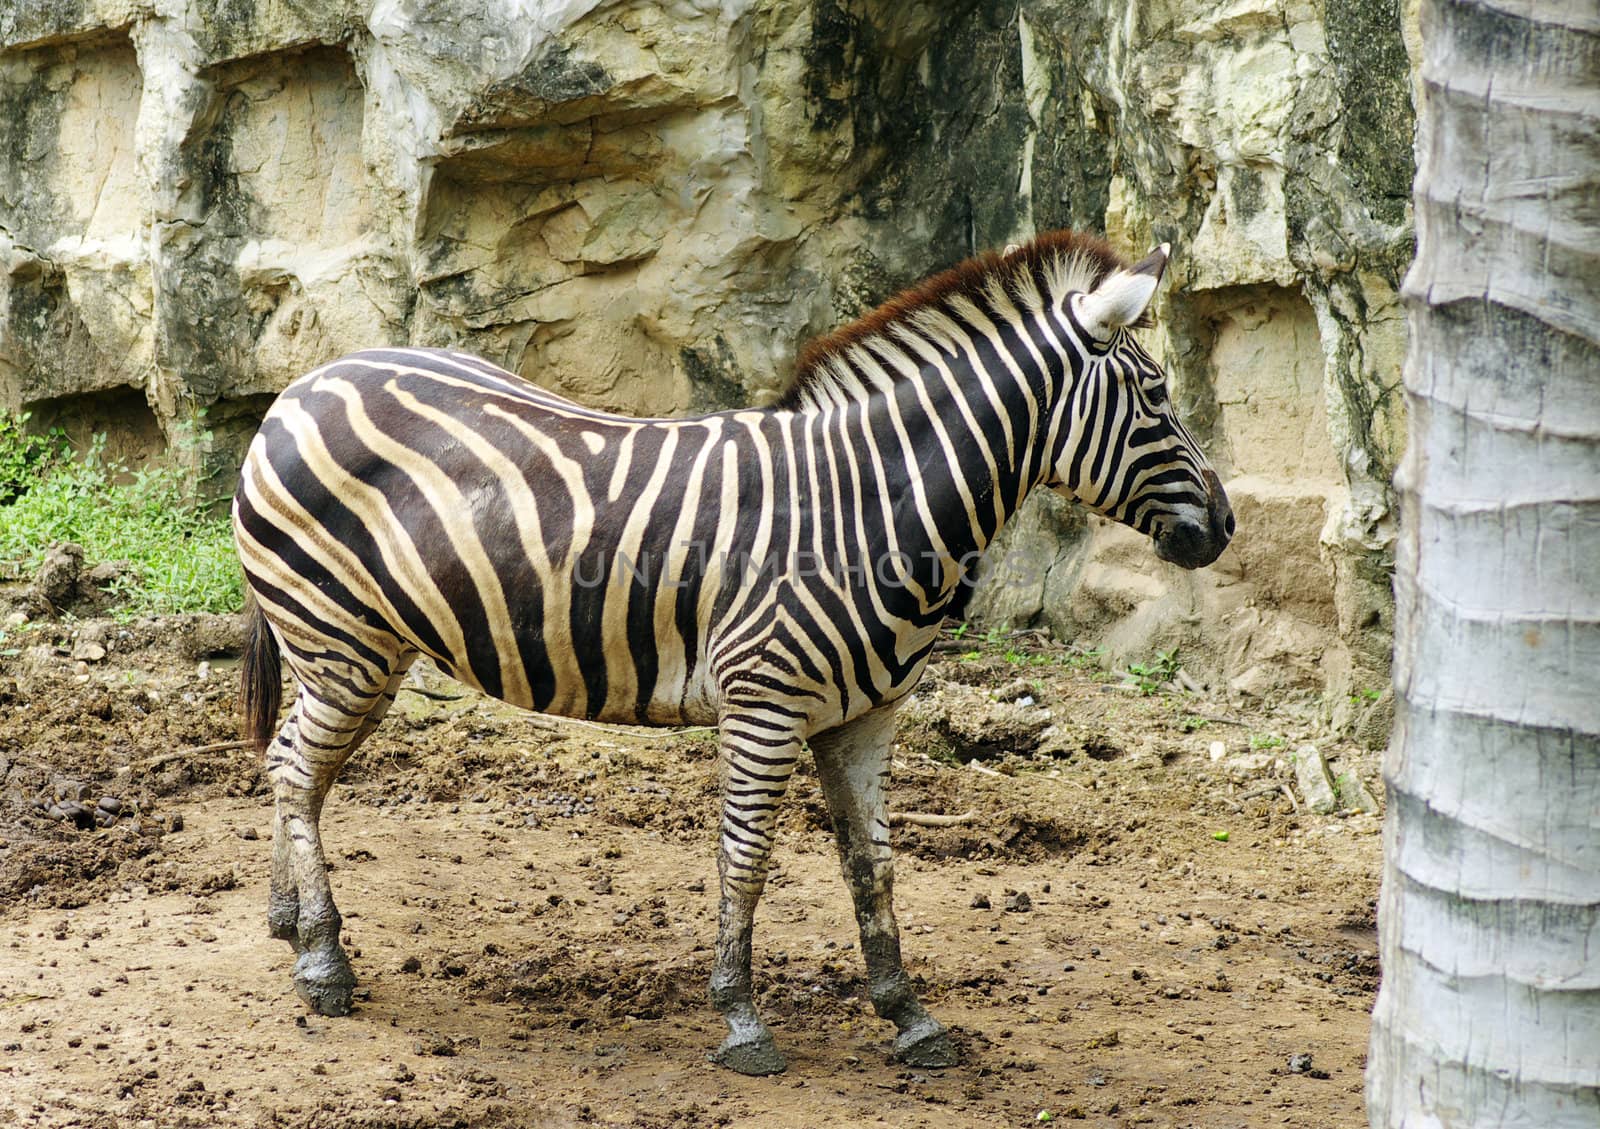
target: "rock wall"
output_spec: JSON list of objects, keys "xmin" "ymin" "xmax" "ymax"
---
[{"xmin": 0, "ymin": 0, "xmax": 1413, "ymax": 728}]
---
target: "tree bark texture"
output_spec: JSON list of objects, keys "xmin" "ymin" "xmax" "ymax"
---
[{"xmin": 1367, "ymin": 1, "xmax": 1600, "ymax": 1126}]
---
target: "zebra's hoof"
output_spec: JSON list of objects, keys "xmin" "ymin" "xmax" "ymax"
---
[
  {"xmin": 709, "ymin": 1031, "xmax": 787, "ymax": 1076},
  {"xmin": 293, "ymin": 951, "xmax": 356, "ymax": 1017},
  {"xmin": 894, "ymin": 1019, "xmax": 958, "ymax": 1068}
]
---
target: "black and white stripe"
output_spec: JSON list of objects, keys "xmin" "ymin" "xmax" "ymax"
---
[{"xmin": 233, "ymin": 229, "xmax": 1232, "ymax": 1073}]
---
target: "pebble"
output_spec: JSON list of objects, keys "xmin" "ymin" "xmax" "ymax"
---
[
  {"xmin": 532, "ymin": 791, "xmax": 596, "ymax": 818},
  {"xmin": 970, "ymin": 893, "xmax": 992, "ymax": 910},
  {"xmin": 1003, "ymin": 891, "xmax": 1033, "ymax": 914}
]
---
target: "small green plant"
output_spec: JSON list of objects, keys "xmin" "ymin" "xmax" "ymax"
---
[
  {"xmin": 1125, "ymin": 647, "xmax": 1181, "ymax": 695},
  {"xmin": 0, "ymin": 417, "xmax": 242, "ymax": 615},
  {"xmin": 1349, "ymin": 686, "xmax": 1383, "ymax": 705},
  {"xmin": 950, "ymin": 621, "xmax": 971, "ymax": 640},
  {"xmin": 1249, "ymin": 732, "xmax": 1285, "ymax": 750},
  {"xmin": 1177, "ymin": 714, "xmax": 1209, "ymax": 733},
  {"xmin": 1063, "ymin": 645, "xmax": 1106, "ymax": 671}
]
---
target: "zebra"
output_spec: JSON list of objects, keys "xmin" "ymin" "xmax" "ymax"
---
[{"xmin": 233, "ymin": 229, "xmax": 1234, "ymax": 1076}]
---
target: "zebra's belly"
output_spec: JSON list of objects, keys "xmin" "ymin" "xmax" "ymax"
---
[{"xmin": 428, "ymin": 643, "xmax": 724, "ymax": 730}]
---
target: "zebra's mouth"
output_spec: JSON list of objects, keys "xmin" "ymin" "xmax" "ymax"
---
[{"xmin": 1153, "ymin": 474, "xmax": 1234, "ymax": 569}]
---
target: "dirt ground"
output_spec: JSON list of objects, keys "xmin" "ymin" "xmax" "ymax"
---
[{"xmin": 0, "ymin": 612, "xmax": 1381, "ymax": 1128}]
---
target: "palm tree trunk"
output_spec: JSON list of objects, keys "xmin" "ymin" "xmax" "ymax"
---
[{"xmin": 1366, "ymin": 1, "xmax": 1600, "ymax": 1125}]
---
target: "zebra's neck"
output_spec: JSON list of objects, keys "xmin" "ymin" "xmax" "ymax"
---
[{"xmin": 774, "ymin": 306, "xmax": 1071, "ymax": 618}]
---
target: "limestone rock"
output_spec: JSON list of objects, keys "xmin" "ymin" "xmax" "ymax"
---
[{"xmin": 1290, "ymin": 745, "xmax": 1340, "ymax": 815}]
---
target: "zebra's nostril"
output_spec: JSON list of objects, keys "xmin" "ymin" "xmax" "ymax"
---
[{"xmin": 1225, "ymin": 511, "xmax": 1236, "ymax": 537}]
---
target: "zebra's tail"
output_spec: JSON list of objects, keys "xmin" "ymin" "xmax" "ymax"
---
[{"xmin": 241, "ymin": 596, "xmax": 282, "ymax": 753}]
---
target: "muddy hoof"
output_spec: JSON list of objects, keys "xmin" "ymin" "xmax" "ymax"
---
[
  {"xmin": 894, "ymin": 1019, "xmax": 957, "ymax": 1068},
  {"xmin": 293, "ymin": 951, "xmax": 356, "ymax": 1017},
  {"xmin": 709, "ymin": 1031, "xmax": 787, "ymax": 1076}
]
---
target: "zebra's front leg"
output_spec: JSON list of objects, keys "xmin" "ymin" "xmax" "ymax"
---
[
  {"xmin": 707, "ymin": 715, "xmax": 801, "ymax": 1075},
  {"xmin": 810, "ymin": 707, "xmax": 958, "ymax": 1068}
]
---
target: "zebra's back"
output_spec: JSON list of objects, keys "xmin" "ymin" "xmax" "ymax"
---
[{"xmin": 233, "ymin": 347, "xmax": 775, "ymax": 726}]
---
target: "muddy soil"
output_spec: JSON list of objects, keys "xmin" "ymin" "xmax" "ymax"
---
[{"xmin": 0, "ymin": 616, "xmax": 1381, "ymax": 1128}]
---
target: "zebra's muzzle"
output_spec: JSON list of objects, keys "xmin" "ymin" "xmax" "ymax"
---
[{"xmin": 1152, "ymin": 471, "xmax": 1234, "ymax": 570}]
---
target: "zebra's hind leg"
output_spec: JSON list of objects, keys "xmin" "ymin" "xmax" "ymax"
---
[
  {"xmin": 266, "ymin": 655, "xmax": 413, "ymax": 1015},
  {"xmin": 810, "ymin": 707, "xmax": 958, "ymax": 1069},
  {"xmin": 707, "ymin": 710, "xmax": 802, "ymax": 1075}
]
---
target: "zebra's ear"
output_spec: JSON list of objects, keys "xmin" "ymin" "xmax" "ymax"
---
[{"xmin": 1076, "ymin": 243, "xmax": 1170, "ymax": 336}]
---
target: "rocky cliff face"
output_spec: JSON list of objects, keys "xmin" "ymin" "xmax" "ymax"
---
[{"xmin": 0, "ymin": 0, "xmax": 1412, "ymax": 728}]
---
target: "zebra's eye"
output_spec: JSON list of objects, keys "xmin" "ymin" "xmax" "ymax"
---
[{"xmin": 1145, "ymin": 383, "xmax": 1168, "ymax": 408}]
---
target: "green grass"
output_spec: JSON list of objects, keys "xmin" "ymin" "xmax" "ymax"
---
[{"xmin": 0, "ymin": 419, "xmax": 242, "ymax": 616}]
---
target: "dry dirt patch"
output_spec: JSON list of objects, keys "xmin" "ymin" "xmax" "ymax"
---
[{"xmin": 1, "ymin": 618, "xmax": 1380, "ymax": 1127}]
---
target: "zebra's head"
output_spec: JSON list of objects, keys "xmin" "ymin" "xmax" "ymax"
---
[{"xmin": 1043, "ymin": 243, "xmax": 1234, "ymax": 570}]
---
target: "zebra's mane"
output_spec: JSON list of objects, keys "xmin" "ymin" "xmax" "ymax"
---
[{"xmin": 776, "ymin": 229, "xmax": 1137, "ymax": 411}]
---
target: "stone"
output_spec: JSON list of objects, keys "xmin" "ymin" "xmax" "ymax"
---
[
  {"xmin": 1334, "ymin": 771, "xmax": 1381, "ymax": 814},
  {"xmin": 30, "ymin": 542, "xmax": 84, "ymax": 612},
  {"xmin": 1223, "ymin": 751, "xmax": 1276, "ymax": 784},
  {"xmin": 71, "ymin": 641, "xmax": 106, "ymax": 663},
  {"xmin": 1290, "ymin": 745, "xmax": 1340, "ymax": 815},
  {"xmin": 85, "ymin": 561, "xmax": 138, "ymax": 598}
]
